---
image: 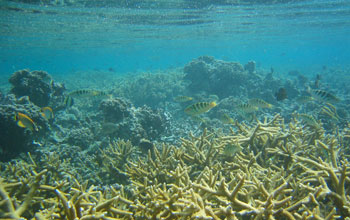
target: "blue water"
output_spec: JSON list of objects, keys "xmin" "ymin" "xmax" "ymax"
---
[{"xmin": 0, "ymin": 0, "xmax": 350, "ymax": 76}]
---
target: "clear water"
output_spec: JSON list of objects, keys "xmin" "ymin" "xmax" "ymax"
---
[{"xmin": 0, "ymin": 0, "xmax": 350, "ymax": 75}]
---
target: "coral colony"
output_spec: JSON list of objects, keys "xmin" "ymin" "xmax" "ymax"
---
[{"xmin": 1, "ymin": 57, "xmax": 349, "ymax": 219}]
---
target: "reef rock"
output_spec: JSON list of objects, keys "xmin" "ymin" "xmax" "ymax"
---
[
  {"xmin": 99, "ymin": 97, "xmax": 132, "ymax": 123},
  {"xmin": 184, "ymin": 56, "xmax": 256, "ymax": 98},
  {"xmin": 98, "ymin": 98, "xmax": 169, "ymax": 145},
  {"xmin": 9, "ymin": 69, "xmax": 65, "ymax": 107},
  {"xmin": 244, "ymin": 60, "xmax": 256, "ymax": 74},
  {"xmin": 0, "ymin": 94, "xmax": 48, "ymax": 162},
  {"xmin": 135, "ymin": 105, "xmax": 168, "ymax": 141},
  {"xmin": 66, "ymin": 127, "xmax": 94, "ymax": 150}
]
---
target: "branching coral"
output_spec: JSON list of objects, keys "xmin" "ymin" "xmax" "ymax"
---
[
  {"xmin": 0, "ymin": 169, "xmax": 47, "ymax": 218},
  {"xmin": 95, "ymin": 139, "xmax": 139, "ymax": 185},
  {"xmin": 1, "ymin": 114, "xmax": 349, "ymax": 219}
]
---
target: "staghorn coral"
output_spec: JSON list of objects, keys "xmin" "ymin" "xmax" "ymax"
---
[
  {"xmin": 95, "ymin": 139, "xmax": 139, "ymax": 185},
  {"xmin": 0, "ymin": 114, "xmax": 349, "ymax": 219}
]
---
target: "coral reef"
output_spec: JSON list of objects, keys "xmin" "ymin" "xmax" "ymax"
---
[
  {"xmin": 66, "ymin": 127, "xmax": 94, "ymax": 149},
  {"xmin": 184, "ymin": 56, "xmax": 272, "ymax": 99},
  {"xmin": 111, "ymin": 69, "xmax": 187, "ymax": 108},
  {"xmin": 9, "ymin": 69, "xmax": 65, "ymax": 107},
  {"xmin": 99, "ymin": 97, "xmax": 132, "ymax": 123},
  {"xmin": 98, "ymin": 97, "xmax": 169, "ymax": 145},
  {"xmin": 0, "ymin": 94, "xmax": 49, "ymax": 162},
  {"xmin": 1, "ymin": 114, "xmax": 349, "ymax": 219},
  {"xmin": 1, "ymin": 61, "xmax": 348, "ymax": 219},
  {"xmin": 244, "ymin": 60, "xmax": 256, "ymax": 74}
]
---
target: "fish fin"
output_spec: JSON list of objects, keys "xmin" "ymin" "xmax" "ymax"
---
[{"xmin": 17, "ymin": 121, "xmax": 26, "ymax": 128}]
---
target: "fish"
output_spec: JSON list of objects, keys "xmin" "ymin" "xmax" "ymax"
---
[
  {"xmin": 235, "ymin": 103, "xmax": 258, "ymax": 114},
  {"xmin": 220, "ymin": 113, "xmax": 234, "ymax": 124},
  {"xmin": 190, "ymin": 115, "xmax": 206, "ymax": 123},
  {"xmin": 223, "ymin": 143, "xmax": 242, "ymax": 156},
  {"xmin": 68, "ymin": 89, "xmax": 111, "ymax": 98},
  {"xmin": 40, "ymin": 107, "xmax": 54, "ymax": 120},
  {"xmin": 295, "ymin": 96, "xmax": 314, "ymax": 104},
  {"xmin": 173, "ymin": 96, "xmax": 193, "ymax": 102},
  {"xmin": 184, "ymin": 102, "xmax": 217, "ymax": 116},
  {"xmin": 64, "ymin": 96, "xmax": 74, "ymax": 108},
  {"xmin": 298, "ymin": 114, "xmax": 320, "ymax": 129},
  {"xmin": 248, "ymin": 98, "xmax": 273, "ymax": 108},
  {"xmin": 308, "ymin": 87, "xmax": 340, "ymax": 104},
  {"xmin": 14, "ymin": 112, "xmax": 38, "ymax": 132},
  {"xmin": 275, "ymin": 88, "xmax": 287, "ymax": 101}
]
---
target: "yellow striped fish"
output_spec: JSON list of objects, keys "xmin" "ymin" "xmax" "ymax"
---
[
  {"xmin": 173, "ymin": 96, "xmax": 193, "ymax": 102},
  {"xmin": 236, "ymin": 103, "xmax": 258, "ymax": 113},
  {"xmin": 184, "ymin": 102, "xmax": 217, "ymax": 116},
  {"xmin": 248, "ymin": 98, "xmax": 273, "ymax": 108},
  {"xmin": 14, "ymin": 112, "xmax": 38, "ymax": 132},
  {"xmin": 298, "ymin": 114, "xmax": 320, "ymax": 129},
  {"xmin": 64, "ymin": 96, "xmax": 74, "ymax": 107},
  {"xmin": 295, "ymin": 96, "xmax": 314, "ymax": 103},
  {"xmin": 40, "ymin": 107, "xmax": 54, "ymax": 120},
  {"xmin": 220, "ymin": 113, "xmax": 234, "ymax": 124},
  {"xmin": 308, "ymin": 87, "xmax": 340, "ymax": 103},
  {"xmin": 68, "ymin": 89, "xmax": 110, "ymax": 98}
]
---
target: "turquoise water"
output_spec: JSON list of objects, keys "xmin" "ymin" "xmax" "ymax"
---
[{"xmin": 0, "ymin": 0, "xmax": 350, "ymax": 75}]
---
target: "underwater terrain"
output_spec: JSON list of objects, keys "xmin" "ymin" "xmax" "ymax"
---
[{"xmin": 1, "ymin": 0, "xmax": 350, "ymax": 219}]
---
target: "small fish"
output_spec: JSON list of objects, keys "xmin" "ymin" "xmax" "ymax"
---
[
  {"xmin": 308, "ymin": 88, "xmax": 340, "ymax": 104},
  {"xmin": 184, "ymin": 102, "xmax": 217, "ymax": 116},
  {"xmin": 220, "ymin": 114, "xmax": 234, "ymax": 124},
  {"xmin": 248, "ymin": 98, "xmax": 273, "ymax": 108},
  {"xmin": 236, "ymin": 103, "xmax": 258, "ymax": 114},
  {"xmin": 173, "ymin": 96, "xmax": 193, "ymax": 102},
  {"xmin": 68, "ymin": 89, "xmax": 110, "ymax": 98},
  {"xmin": 64, "ymin": 96, "xmax": 74, "ymax": 108},
  {"xmin": 275, "ymin": 88, "xmax": 287, "ymax": 101},
  {"xmin": 14, "ymin": 112, "xmax": 38, "ymax": 132},
  {"xmin": 298, "ymin": 114, "xmax": 320, "ymax": 129},
  {"xmin": 40, "ymin": 107, "xmax": 54, "ymax": 120},
  {"xmin": 295, "ymin": 96, "xmax": 314, "ymax": 104},
  {"xmin": 190, "ymin": 115, "xmax": 206, "ymax": 123},
  {"xmin": 223, "ymin": 143, "xmax": 242, "ymax": 156}
]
